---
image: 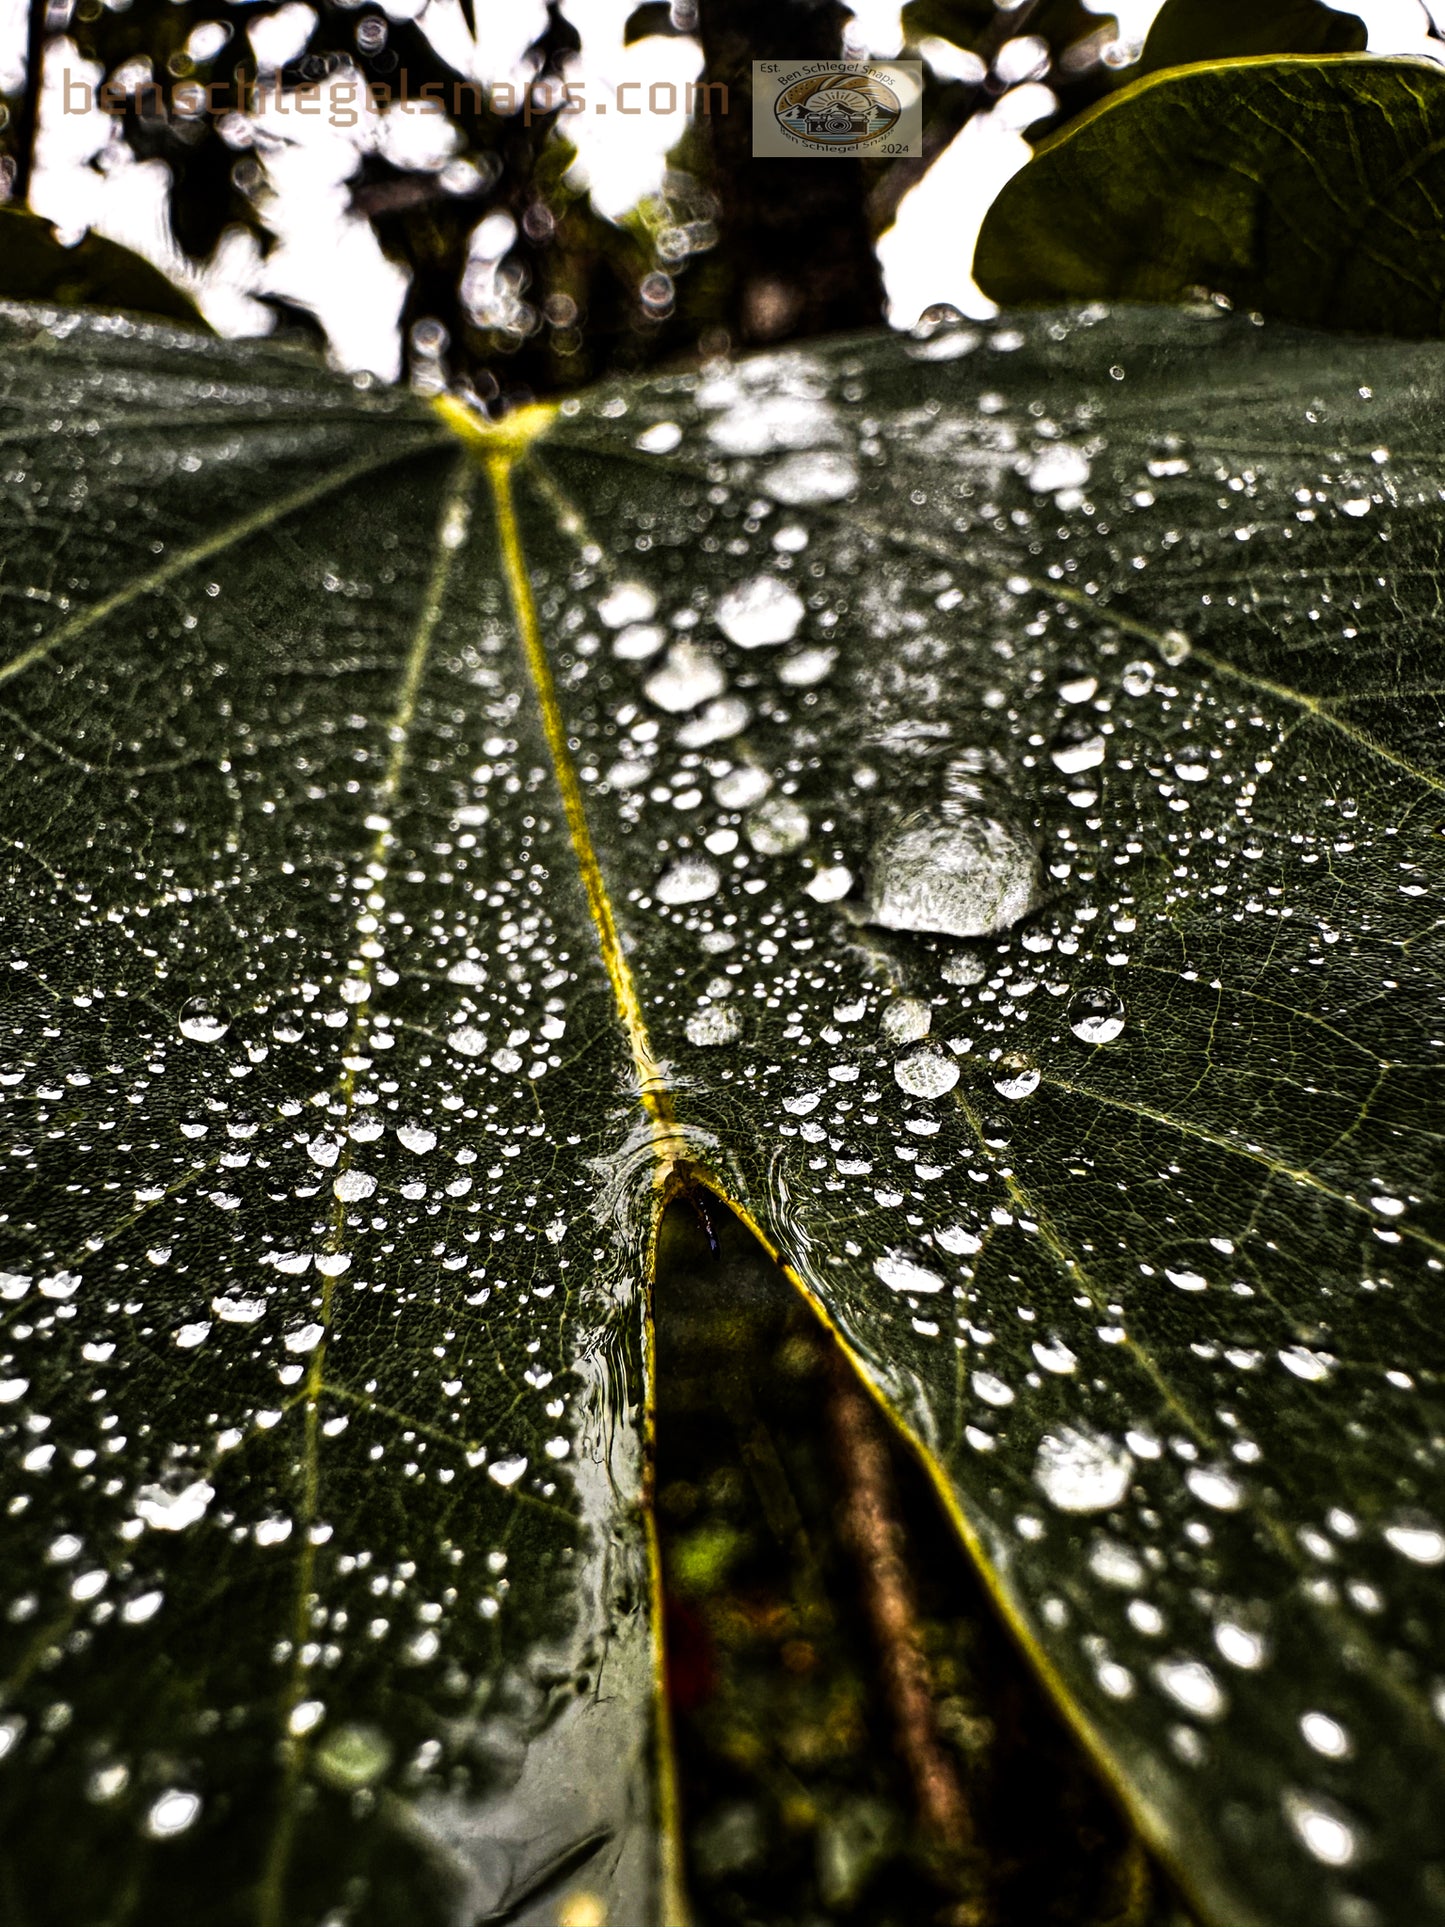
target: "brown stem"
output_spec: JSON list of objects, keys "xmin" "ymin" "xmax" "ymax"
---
[{"xmin": 825, "ymin": 1347, "xmax": 973, "ymax": 1848}]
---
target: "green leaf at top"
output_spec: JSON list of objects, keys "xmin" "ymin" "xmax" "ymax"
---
[
  {"xmin": 975, "ymin": 56, "xmax": 1445, "ymax": 336},
  {"xmin": 1136, "ymin": 0, "xmax": 1366, "ymax": 76},
  {"xmin": 1, "ymin": 299, "xmax": 1444, "ymax": 1927},
  {"xmin": 0, "ymin": 209, "xmax": 205, "ymax": 328}
]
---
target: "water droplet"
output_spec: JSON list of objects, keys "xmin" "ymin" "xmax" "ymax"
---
[
  {"xmin": 487, "ymin": 1454, "xmax": 528, "ymax": 1488},
  {"xmin": 1282, "ymin": 1790, "xmax": 1358, "ymax": 1867},
  {"xmin": 1214, "ymin": 1620, "xmax": 1267, "ymax": 1669},
  {"xmin": 715, "ymin": 764, "xmax": 771, "ymax": 809},
  {"xmin": 613, "ymin": 622, "xmax": 667, "ymax": 662},
  {"xmin": 1034, "ymin": 1426, "xmax": 1132, "ymax": 1513},
  {"xmin": 1383, "ymin": 1518, "xmax": 1445, "ymax": 1565},
  {"xmin": 934, "ymin": 1224, "xmax": 982, "ymax": 1256},
  {"xmin": 1186, "ymin": 1465, "xmax": 1243, "ymax": 1511},
  {"xmin": 449, "ymin": 1025, "xmax": 488, "ymax": 1058},
  {"xmin": 212, "ymin": 1294, "xmax": 266, "ymax": 1325},
  {"xmin": 597, "ymin": 582, "xmax": 656, "ymax": 628},
  {"xmin": 1121, "ymin": 659, "xmax": 1156, "ymax": 696},
  {"xmin": 764, "ymin": 449, "xmax": 857, "ymax": 504},
  {"xmin": 686, "ymin": 1007, "xmax": 741, "ymax": 1047},
  {"xmin": 1050, "ymin": 727, "xmax": 1106, "ymax": 776},
  {"xmin": 874, "ymin": 1251, "xmax": 946, "ymax": 1295},
  {"xmin": 635, "ymin": 421, "xmax": 681, "ymax": 454},
  {"xmin": 146, "ymin": 1789, "xmax": 201, "ymax": 1838},
  {"xmin": 881, "ymin": 997, "xmax": 931, "ymax": 1044},
  {"xmin": 1279, "ymin": 1345, "xmax": 1331, "ymax": 1382},
  {"xmin": 645, "ymin": 642, "xmax": 726, "ymax": 714},
  {"xmin": 778, "ymin": 646, "xmax": 837, "ymax": 687},
  {"xmin": 746, "ymin": 795, "xmax": 810, "ymax": 855},
  {"xmin": 716, "ymin": 574, "xmax": 804, "ymax": 649},
  {"xmin": 992, "ymin": 1055, "xmax": 1040, "ymax": 1101},
  {"xmin": 1153, "ymin": 1656, "xmax": 1225, "ymax": 1720},
  {"xmin": 397, "ymin": 1124, "xmax": 437, "ymax": 1154},
  {"xmin": 1058, "ymin": 671, "xmax": 1098, "ymax": 704},
  {"xmin": 656, "ymin": 857, "xmax": 722, "ymax": 906},
  {"xmin": 1301, "ymin": 1711, "xmax": 1351, "ymax": 1759},
  {"xmin": 334, "ymin": 1170, "xmax": 375, "ymax": 1203},
  {"xmin": 315, "ymin": 1722, "xmax": 392, "ymax": 1790},
  {"xmin": 1032, "ymin": 1336, "xmax": 1077, "ymax": 1374},
  {"xmin": 893, "ymin": 1043, "xmax": 959, "ymax": 1099},
  {"xmin": 178, "ymin": 996, "xmax": 230, "ymax": 1044},
  {"xmin": 1166, "ymin": 1267, "xmax": 1208, "ymax": 1293},
  {"xmin": 868, "ymin": 806, "xmax": 1037, "ymax": 940},
  {"xmin": 134, "ymin": 1480, "xmax": 215, "ymax": 1533},
  {"xmin": 804, "ymin": 864, "xmax": 853, "ymax": 903},
  {"xmin": 1069, "ymin": 987, "xmax": 1125, "ymax": 1045},
  {"xmin": 1027, "ymin": 445, "xmax": 1091, "ymax": 494}
]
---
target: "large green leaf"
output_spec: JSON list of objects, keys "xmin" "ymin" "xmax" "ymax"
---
[
  {"xmin": 974, "ymin": 57, "xmax": 1445, "ymax": 336},
  {"xmin": 1, "ymin": 299, "xmax": 1443, "ymax": 1927},
  {"xmin": 0, "ymin": 209, "xmax": 205, "ymax": 328},
  {"xmin": 1135, "ymin": 0, "xmax": 1366, "ymax": 76}
]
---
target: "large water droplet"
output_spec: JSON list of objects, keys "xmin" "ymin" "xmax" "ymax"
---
[
  {"xmin": 746, "ymin": 795, "xmax": 810, "ymax": 855},
  {"xmin": 1069, "ymin": 987, "xmax": 1126, "ymax": 1045},
  {"xmin": 178, "ymin": 996, "xmax": 230, "ymax": 1044},
  {"xmin": 1282, "ymin": 1791, "xmax": 1358, "ymax": 1868},
  {"xmin": 764, "ymin": 449, "xmax": 857, "ymax": 504},
  {"xmin": 992, "ymin": 1054, "xmax": 1040, "ymax": 1101},
  {"xmin": 716, "ymin": 574, "xmax": 805, "ymax": 649},
  {"xmin": 893, "ymin": 1042, "xmax": 959, "ymax": 1099},
  {"xmin": 868, "ymin": 806, "xmax": 1036, "ymax": 940},
  {"xmin": 1034, "ymin": 1426, "xmax": 1132, "ymax": 1513},
  {"xmin": 656, "ymin": 857, "xmax": 722, "ymax": 906},
  {"xmin": 881, "ymin": 997, "xmax": 931, "ymax": 1044},
  {"xmin": 134, "ymin": 1479, "xmax": 215, "ymax": 1533},
  {"xmin": 874, "ymin": 1250, "xmax": 946, "ymax": 1295},
  {"xmin": 597, "ymin": 582, "xmax": 656, "ymax": 628},
  {"xmin": 686, "ymin": 1006, "xmax": 742, "ymax": 1047},
  {"xmin": 645, "ymin": 642, "xmax": 726, "ymax": 714},
  {"xmin": 1153, "ymin": 1656, "xmax": 1226, "ymax": 1721}
]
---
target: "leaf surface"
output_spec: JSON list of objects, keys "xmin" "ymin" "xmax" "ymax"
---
[
  {"xmin": 1135, "ymin": 0, "xmax": 1366, "ymax": 75},
  {"xmin": 1, "ymin": 301, "xmax": 1444, "ymax": 1927},
  {"xmin": 975, "ymin": 57, "xmax": 1445, "ymax": 336}
]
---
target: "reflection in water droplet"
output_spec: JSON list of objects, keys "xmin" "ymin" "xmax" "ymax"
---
[
  {"xmin": 869, "ymin": 806, "xmax": 1036, "ymax": 940},
  {"xmin": 1034, "ymin": 1426, "xmax": 1132, "ymax": 1513},
  {"xmin": 1050, "ymin": 728, "xmax": 1106, "ymax": 776},
  {"xmin": 746, "ymin": 795, "xmax": 810, "ymax": 855},
  {"xmin": 178, "ymin": 996, "xmax": 230, "ymax": 1044},
  {"xmin": 1069, "ymin": 987, "xmax": 1125, "ymax": 1045},
  {"xmin": 213, "ymin": 1295, "xmax": 266, "ymax": 1325},
  {"xmin": 717, "ymin": 574, "xmax": 805, "ymax": 648},
  {"xmin": 656, "ymin": 857, "xmax": 722, "ymax": 906},
  {"xmin": 1186, "ymin": 1465, "xmax": 1243, "ymax": 1511},
  {"xmin": 686, "ymin": 1006, "xmax": 741, "ymax": 1047},
  {"xmin": 992, "ymin": 1055, "xmax": 1040, "ymax": 1101},
  {"xmin": 487, "ymin": 1454, "xmax": 528, "ymax": 1487},
  {"xmin": 1214, "ymin": 1620, "xmax": 1267, "ymax": 1669},
  {"xmin": 397, "ymin": 1123, "xmax": 437, "ymax": 1154},
  {"xmin": 893, "ymin": 1043, "xmax": 958, "ymax": 1099}
]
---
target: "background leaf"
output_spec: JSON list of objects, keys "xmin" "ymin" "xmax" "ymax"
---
[
  {"xmin": 2, "ymin": 303, "xmax": 1444, "ymax": 1927},
  {"xmin": 974, "ymin": 56, "xmax": 1445, "ymax": 335},
  {"xmin": 1135, "ymin": 0, "xmax": 1366, "ymax": 76},
  {"xmin": 0, "ymin": 208, "xmax": 206, "ymax": 325}
]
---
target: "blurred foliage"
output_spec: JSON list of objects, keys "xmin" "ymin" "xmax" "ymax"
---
[
  {"xmin": 1135, "ymin": 0, "xmax": 1366, "ymax": 76},
  {"xmin": 655, "ymin": 1198, "xmax": 1200, "ymax": 1927},
  {"xmin": 0, "ymin": 0, "xmax": 1150, "ymax": 395},
  {"xmin": 0, "ymin": 204, "xmax": 205, "ymax": 320},
  {"xmin": 975, "ymin": 56, "xmax": 1445, "ymax": 335}
]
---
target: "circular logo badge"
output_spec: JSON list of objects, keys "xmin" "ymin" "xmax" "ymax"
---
[{"xmin": 772, "ymin": 70, "xmax": 902, "ymax": 150}]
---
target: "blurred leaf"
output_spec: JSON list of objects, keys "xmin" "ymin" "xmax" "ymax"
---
[
  {"xmin": 974, "ymin": 56, "xmax": 1445, "ymax": 334},
  {"xmin": 1137, "ymin": 0, "xmax": 1366, "ymax": 75},
  {"xmin": 0, "ymin": 208, "xmax": 205, "ymax": 324},
  {"xmin": 2, "ymin": 303, "xmax": 1445, "ymax": 1927}
]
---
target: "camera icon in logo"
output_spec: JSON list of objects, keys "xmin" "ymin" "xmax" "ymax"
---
[{"xmin": 773, "ymin": 69, "xmax": 903, "ymax": 150}]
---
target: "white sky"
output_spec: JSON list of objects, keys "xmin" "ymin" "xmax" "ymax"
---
[{"xmin": 0, "ymin": 0, "xmax": 1437, "ymax": 375}]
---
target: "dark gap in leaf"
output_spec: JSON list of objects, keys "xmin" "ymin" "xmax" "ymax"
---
[{"xmin": 652, "ymin": 1192, "xmax": 1202, "ymax": 1927}]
